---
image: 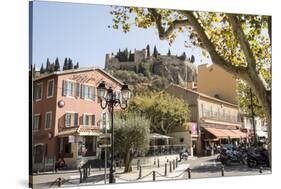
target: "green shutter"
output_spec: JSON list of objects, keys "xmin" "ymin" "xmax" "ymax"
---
[
  {"xmin": 81, "ymin": 85, "xmax": 85, "ymax": 99},
  {"xmin": 92, "ymin": 115, "xmax": 95, "ymax": 126}
]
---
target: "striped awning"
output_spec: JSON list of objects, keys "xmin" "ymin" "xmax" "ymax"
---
[{"xmin": 57, "ymin": 126, "xmax": 101, "ymax": 137}]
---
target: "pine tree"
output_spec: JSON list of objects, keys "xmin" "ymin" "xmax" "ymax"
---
[
  {"xmin": 190, "ymin": 55, "xmax": 195, "ymax": 63},
  {"xmin": 49, "ymin": 63, "xmax": 55, "ymax": 73},
  {"xmin": 40, "ymin": 63, "xmax": 45, "ymax": 74},
  {"xmin": 129, "ymin": 50, "xmax": 134, "ymax": 61},
  {"xmin": 146, "ymin": 44, "xmax": 150, "ymax": 57},
  {"xmin": 54, "ymin": 57, "xmax": 60, "ymax": 71},
  {"xmin": 167, "ymin": 49, "xmax": 171, "ymax": 56},
  {"xmin": 46, "ymin": 58, "xmax": 51, "ymax": 72},
  {"xmin": 153, "ymin": 45, "xmax": 158, "ymax": 58},
  {"xmin": 74, "ymin": 62, "xmax": 79, "ymax": 69},
  {"xmin": 68, "ymin": 58, "xmax": 73, "ymax": 69},
  {"xmin": 123, "ymin": 48, "xmax": 129, "ymax": 61},
  {"xmin": 63, "ymin": 58, "xmax": 68, "ymax": 71},
  {"xmin": 179, "ymin": 52, "xmax": 186, "ymax": 60}
]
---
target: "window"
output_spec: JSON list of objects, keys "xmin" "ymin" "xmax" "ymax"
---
[
  {"xmin": 45, "ymin": 112, "xmax": 52, "ymax": 129},
  {"xmin": 34, "ymin": 83, "xmax": 43, "ymax": 101},
  {"xmin": 62, "ymin": 80, "xmax": 80, "ymax": 97},
  {"xmin": 83, "ymin": 114, "xmax": 95, "ymax": 126},
  {"xmin": 65, "ymin": 112, "xmax": 79, "ymax": 127},
  {"xmin": 33, "ymin": 114, "xmax": 40, "ymax": 130},
  {"xmin": 81, "ymin": 84, "xmax": 96, "ymax": 100},
  {"xmin": 47, "ymin": 79, "xmax": 54, "ymax": 98}
]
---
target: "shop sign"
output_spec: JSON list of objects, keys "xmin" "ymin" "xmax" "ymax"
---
[
  {"xmin": 68, "ymin": 135, "xmax": 75, "ymax": 143},
  {"xmin": 190, "ymin": 123, "xmax": 197, "ymax": 135}
]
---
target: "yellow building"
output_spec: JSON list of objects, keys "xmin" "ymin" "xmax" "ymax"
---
[{"xmin": 165, "ymin": 84, "xmax": 246, "ymax": 156}]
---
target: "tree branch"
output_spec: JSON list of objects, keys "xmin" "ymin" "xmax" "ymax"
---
[
  {"xmin": 179, "ymin": 11, "xmax": 248, "ymax": 75},
  {"xmin": 148, "ymin": 8, "xmax": 188, "ymax": 40},
  {"xmin": 227, "ymin": 14, "xmax": 257, "ymax": 71}
]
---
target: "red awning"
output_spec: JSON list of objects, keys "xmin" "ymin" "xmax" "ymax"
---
[{"xmin": 205, "ymin": 128, "xmax": 246, "ymax": 139}]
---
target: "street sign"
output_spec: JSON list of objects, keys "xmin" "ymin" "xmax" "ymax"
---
[{"xmin": 98, "ymin": 134, "xmax": 111, "ymax": 148}]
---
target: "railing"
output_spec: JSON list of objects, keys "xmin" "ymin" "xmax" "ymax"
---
[
  {"xmin": 202, "ymin": 109, "xmax": 239, "ymax": 123},
  {"xmin": 145, "ymin": 144, "xmax": 187, "ymax": 157}
]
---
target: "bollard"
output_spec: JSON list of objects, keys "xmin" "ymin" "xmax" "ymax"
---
[
  {"xmin": 164, "ymin": 163, "xmax": 167, "ymax": 176},
  {"xmin": 169, "ymin": 161, "xmax": 172, "ymax": 172},
  {"xmin": 173, "ymin": 160, "xmax": 175, "ymax": 170},
  {"xmin": 187, "ymin": 168, "xmax": 191, "ymax": 179},
  {"xmin": 88, "ymin": 166, "xmax": 91, "ymax": 176},
  {"xmin": 139, "ymin": 166, "xmax": 142, "ymax": 179},
  {"xmin": 154, "ymin": 159, "xmax": 156, "ymax": 165},
  {"xmin": 57, "ymin": 177, "xmax": 62, "ymax": 187},
  {"xmin": 221, "ymin": 165, "xmax": 225, "ymax": 176},
  {"xmin": 79, "ymin": 168, "xmax": 83, "ymax": 183},
  {"xmin": 157, "ymin": 159, "xmax": 160, "ymax": 168},
  {"xmin": 153, "ymin": 171, "xmax": 156, "ymax": 181},
  {"xmin": 176, "ymin": 158, "xmax": 178, "ymax": 168},
  {"xmin": 259, "ymin": 167, "xmax": 263, "ymax": 174},
  {"xmin": 119, "ymin": 160, "xmax": 122, "ymax": 169}
]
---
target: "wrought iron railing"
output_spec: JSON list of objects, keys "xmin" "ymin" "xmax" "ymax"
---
[
  {"xmin": 201, "ymin": 109, "xmax": 239, "ymax": 123},
  {"xmin": 145, "ymin": 144, "xmax": 187, "ymax": 157}
]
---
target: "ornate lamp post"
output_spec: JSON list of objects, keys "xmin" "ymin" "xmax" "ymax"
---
[{"xmin": 97, "ymin": 81, "xmax": 130, "ymax": 183}]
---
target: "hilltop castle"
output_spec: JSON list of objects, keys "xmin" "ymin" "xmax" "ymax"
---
[{"xmin": 104, "ymin": 48, "xmax": 198, "ymax": 85}]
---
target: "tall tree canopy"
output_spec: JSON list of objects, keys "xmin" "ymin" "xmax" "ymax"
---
[
  {"xmin": 127, "ymin": 92, "xmax": 190, "ymax": 134},
  {"xmin": 110, "ymin": 7, "xmax": 272, "ymax": 165}
]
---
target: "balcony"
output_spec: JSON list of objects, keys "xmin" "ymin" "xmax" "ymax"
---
[{"xmin": 201, "ymin": 109, "xmax": 239, "ymax": 123}]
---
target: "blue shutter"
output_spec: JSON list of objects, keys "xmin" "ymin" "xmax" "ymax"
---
[
  {"xmin": 75, "ymin": 83, "xmax": 80, "ymax": 97},
  {"xmin": 81, "ymin": 85, "xmax": 85, "ymax": 99},
  {"xmin": 74, "ymin": 113, "xmax": 78, "ymax": 127},
  {"xmin": 62, "ymin": 80, "xmax": 67, "ymax": 96},
  {"xmin": 91, "ymin": 115, "xmax": 95, "ymax": 126}
]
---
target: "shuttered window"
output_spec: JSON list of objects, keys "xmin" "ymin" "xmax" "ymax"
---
[
  {"xmin": 62, "ymin": 80, "xmax": 80, "ymax": 97},
  {"xmin": 33, "ymin": 114, "xmax": 40, "ymax": 130},
  {"xmin": 81, "ymin": 84, "xmax": 96, "ymax": 100},
  {"xmin": 34, "ymin": 83, "xmax": 43, "ymax": 100},
  {"xmin": 45, "ymin": 112, "xmax": 52, "ymax": 129},
  {"xmin": 65, "ymin": 112, "xmax": 79, "ymax": 127},
  {"xmin": 83, "ymin": 114, "xmax": 96, "ymax": 126}
]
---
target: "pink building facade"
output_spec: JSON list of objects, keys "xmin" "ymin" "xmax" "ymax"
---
[{"xmin": 32, "ymin": 68, "xmax": 123, "ymax": 170}]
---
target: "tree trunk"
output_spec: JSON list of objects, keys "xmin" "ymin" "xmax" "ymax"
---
[{"xmin": 124, "ymin": 152, "xmax": 133, "ymax": 173}]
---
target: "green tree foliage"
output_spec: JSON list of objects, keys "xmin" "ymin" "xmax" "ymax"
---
[
  {"xmin": 68, "ymin": 58, "xmax": 73, "ymax": 69},
  {"xmin": 153, "ymin": 45, "xmax": 158, "ymax": 58},
  {"xmin": 127, "ymin": 92, "xmax": 190, "ymax": 134},
  {"xmin": 114, "ymin": 113, "xmax": 150, "ymax": 172},
  {"xmin": 128, "ymin": 50, "xmax": 134, "ymax": 61},
  {"xmin": 167, "ymin": 48, "xmax": 171, "ymax": 56},
  {"xmin": 178, "ymin": 52, "xmax": 186, "ymax": 60},
  {"xmin": 46, "ymin": 58, "xmax": 51, "ymax": 72},
  {"xmin": 237, "ymin": 80, "xmax": 265, "ymax": 118},
  {"xmin": 54, "ymin": 57, "xmax": 60, "ymax": 71},
  {"xmin": 40, "ymin": 63, "xmax": 45, "ymax": 74},
  {"xmin": 139, "ymin": 62, "xmax": 151, "ymax": 77},
  {"xmin": 146, "ymin": 44, "xmax": 150, "ymax": 57},
  {"xmin": 63, "ymin": 58, "xmax": 68, "ymax": 71},
  {"xmin": 109, "ymin": 8, "xmax": 272, "ymax": 164},
  {"xmin": 74, "ymin": 62, "xmax": 79, "ymax": 69},
  {"xmin": 190, "ymin": 55, "xmax": 195, "ymax": 63}
]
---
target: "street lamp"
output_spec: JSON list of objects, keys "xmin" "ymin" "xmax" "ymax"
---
[{"xmin": 97, "ymin": 81, "xmax": 130, "ymax": 183}]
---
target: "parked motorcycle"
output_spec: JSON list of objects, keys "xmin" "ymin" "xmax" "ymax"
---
[{"xmin": 247, "ymin": 148, "xmax": 270, "ymax": 168}]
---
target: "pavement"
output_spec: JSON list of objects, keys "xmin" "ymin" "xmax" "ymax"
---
[{"xmin": 30, "ymin": 155, "xmax": 271, "ymax": 188}]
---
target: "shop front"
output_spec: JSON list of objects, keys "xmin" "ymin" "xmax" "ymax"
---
[{"xmin": 57, "ymin": 126, "xmax": 102, "ymax": 169}]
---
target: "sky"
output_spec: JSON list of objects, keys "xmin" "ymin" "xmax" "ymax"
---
[{"xmin": 32, "ymin": 1, "xmax": 210, "ymax": 70}]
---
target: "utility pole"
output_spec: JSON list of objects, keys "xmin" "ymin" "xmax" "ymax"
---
[
  {"xmin": 249, "ymin": 88, "xmax": 257, "ymax": 145},
  {"xmin": 104, "ymin": 118, "xmax": 107, "ymax": 184}
]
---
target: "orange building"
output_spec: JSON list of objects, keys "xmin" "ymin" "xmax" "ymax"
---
[{"xmin": 32, "ymin": 68, "xmax": 123, "ymax": 170}]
